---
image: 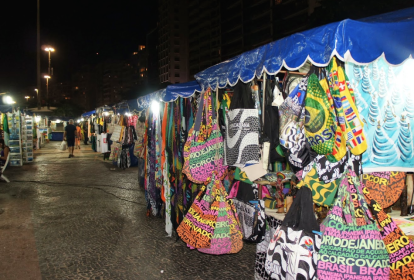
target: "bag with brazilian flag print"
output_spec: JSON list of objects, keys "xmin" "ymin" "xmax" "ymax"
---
[
  {"xmin": 319, "ymin": 77, "xmax": 347, "ymax": 162},
  {"xmin": 327, "ymin": 58, "xmax": 367, "ymax": 155},
  {"xmin": 304, "ymin": 74, "xmax": 338, "ymax": 157}
]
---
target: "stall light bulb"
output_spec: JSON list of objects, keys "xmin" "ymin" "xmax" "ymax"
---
[
  {"xmin": 103, "ymin": 112, "xmax": 109, "ymax": 116},
  {"xmin": 151, "ymin": 100, "xmax": 159, "ymax": 114},
  {"xmin": 3, "ymin": 96, "xmax": 15, "ymax": 104},
  {"xmin": 35, "ymin": 116, "xmax": 41, "ymax": 122},
  {"xmin": 81, "ymin": 118, "xmax": 84, "ymax": 121}
]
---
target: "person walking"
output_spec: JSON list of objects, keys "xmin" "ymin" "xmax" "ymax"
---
[
  {"xmin": 82, "ymin": 121, "xmax": 89, "ymax": 145},
  {"xmin": 75, "ymin": 123, "xmax": 81, "ymax": 149},
  {"xmin": 63, "ymin": 119, "xmax": 77, "ymax": 158}
]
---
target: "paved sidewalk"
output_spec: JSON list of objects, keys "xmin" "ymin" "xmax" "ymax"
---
[{"xmin": 0, "ymin": 142, "xmax": 255, "ymax": 280}]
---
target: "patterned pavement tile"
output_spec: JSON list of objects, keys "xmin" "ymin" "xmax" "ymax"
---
[{"xmin": 0, "ymin": 143, "xmax": 256, "ymax": 280}]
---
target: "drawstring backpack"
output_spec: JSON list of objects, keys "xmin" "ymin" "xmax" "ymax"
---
[{"xmin": 183, "ymin": 89, "xmax": 227, "ymax": 183}]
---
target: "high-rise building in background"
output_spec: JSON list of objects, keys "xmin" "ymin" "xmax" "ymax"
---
[
  {"xmin": 50, "ymin": 51, "xmax": 145, "ymax": 110},
  {"xmin": 157, "ymin": 0, "xmax": 189, "ymax": 84},
  {"xmin": 47, "ymin": 0, "xmax": 321, "ymax": 112},
  {"xmin": 186, "ymin": 0, "xmax": 319, "ymax": 78}
]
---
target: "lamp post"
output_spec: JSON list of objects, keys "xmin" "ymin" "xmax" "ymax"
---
[
  {"xmin": 35, "ymin": 89, "xmax": 39, "ymax": 105},
  {"xmin": 44, "ymin": 75, "xmax": 50, "ymax": 107},
  {"xmin": 44, "ymin": 47, "xmax": 55, "ymax": 76},
  {"xmin": 37, "ymin": 0, "xmax": 41, "ymax": 110}
]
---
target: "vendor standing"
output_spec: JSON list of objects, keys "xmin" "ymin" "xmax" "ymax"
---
[
  {"xmin": 63, "ymin": 119, "xmax": 77, "ymax": 158},
  {"xmin": 0, "ymin": 139, "xmax": 10, "ymax": 167}
]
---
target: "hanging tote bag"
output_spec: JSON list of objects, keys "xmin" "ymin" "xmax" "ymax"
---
[
  {"xmin": 304, "ymin": 74, "xmax": 337, "ymax": 157},
  {"xmin": 183, "ymin": 89, "xmax": 227, "ymax": 183},
  {"xmin": 265, "ymin": 187, "xmax": 321, "ymax": 280},
  {"xmin": 319, "ymin": 77, "xmax": 347, "ymax": 162},
  {"xmin": 255, "ymin": 215, "xmax": 284, "ymax": 280},
  {"xmin": 232, "ymin": 183, "xmax": 266, "ymax": 243},
  {"xmin": 176, "ymin": 176, "xmax": 218, "ymax": 249},
  {"xmin": 296, "ymin": 163, "xmax": 343, "ymax": 207},
  {"xmin": 361, "ymin": 181, "xmax": 414, "ymax": 280},
  {"xmin": 197, "ymin": 172, "xmax": 244, "ymax": 255},
  {"xmin": 279, "ymin": 77, "xmax": 307, "ymax": 138},
  {"xmin": 317, "ymin": 171, "xmax": 390, "ymax": 280},
  {"xmin": 225, "ymin": 82, "xmax": 260, "ymax": 167},
  {"xmin": 279, "ymin": 78, "xmax": 315, "ymax": 172},
  {"xmin": 327, "ymin": 58, "xmax": 367, "ymax": 155}
]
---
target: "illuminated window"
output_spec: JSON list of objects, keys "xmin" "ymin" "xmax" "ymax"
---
[{"xmin": 75, "ymin": 86, "xmax": 79, "ymax": 90}]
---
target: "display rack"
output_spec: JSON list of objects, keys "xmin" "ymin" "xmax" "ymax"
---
[
  {"xmin": 21, "ymin": 115, "xmax": 34, "ymax": 163},
  {"xmin": 7, "ymin": 112, "xmax": 22, "ymax": 166}
]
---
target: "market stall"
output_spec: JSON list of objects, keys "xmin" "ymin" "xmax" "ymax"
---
[
  {"xmin": 191, "ymin": 7, "xmax": 414, "ymax": 280},
  {"xmin": 133, "ymin": 7, "xmax": 414, "ymax": 280}
]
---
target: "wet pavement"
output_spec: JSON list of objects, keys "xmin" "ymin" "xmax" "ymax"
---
[{"xmin": 0, "ymin": 142, "xmax": 256, "ymax": 280}]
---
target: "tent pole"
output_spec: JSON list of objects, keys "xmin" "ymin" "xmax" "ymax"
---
[{"xmin": 262, "ymin": 73, "xmax": 266, "ymax": 126}]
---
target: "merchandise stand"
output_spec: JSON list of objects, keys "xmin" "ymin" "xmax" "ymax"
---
[
  {"xmin": 21, "ymin": 115, "xmax": 34, "ymax": 163},
  {"xmin": 7, "ymin": 111, "xmax": 23, "ymax": 166}
]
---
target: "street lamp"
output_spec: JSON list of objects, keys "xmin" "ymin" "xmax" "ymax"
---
[
  {"xmin": 34, "ymin": 89, "xmax": 39, "ymax": 105},
  {"xmin": 44, "ymin": 75, "xmax": 51, "ymax": 107},
  {"xmin": 25, "ymin": 96, "xmax": 30, "ymax": 102},
  {"xmin": 43, "ymin": 46, "xmax": 55, "ymax": 76}
]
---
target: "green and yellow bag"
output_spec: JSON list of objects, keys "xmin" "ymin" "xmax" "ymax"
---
[
  {"xmin": 320, "ymin": 77, "xmax": 347, "ymax": 162},
  {"xmin": 304, "ymin": 74, "xmax": 337, "ymax": 156},
  {"xmin": 296, "ymin": 163, "xmax": 342, "ymax": 207}
]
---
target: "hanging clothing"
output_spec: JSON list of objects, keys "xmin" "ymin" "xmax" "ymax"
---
[{"xmin": 101, "ymin": 133, "xmax": 108, "ymax": 153}]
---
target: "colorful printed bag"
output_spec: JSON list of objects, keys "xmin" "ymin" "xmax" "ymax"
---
[
  {"xmin": 305, "ymin": 74, "xmax": 337, "ymax": 157},
  {"xmin": 296, "ymin": 163, "xmax": 342, "ymax": 207},
  {"xmin": 197, "ymin": 173, "xmax": 244, "ymax": 255},
  {"xmin": 317, "ymin": 171, "xmax": 390, "ymax": 280},
  {"xmin": 319, "ymin": 77, "xmax": 347, "ymax": 162},
  {"xmin": 183, "ymin": 89, "xmax": 227, "ymax": 183},
  {"xmin": 265, "ymin": 187, "xmax": 321, "ymax": 280},
  {"xmin": 361, "ymin": 181, "xmax": 414, "ymax": 280},
  {"xmin": 176, "ymin": 176, "xmax": 217, "ymax": 249},
  {"xmin": 279, "ymin": 78, "xmax": 314, "ymax": 172},
  {"xmin": 327, "ymin": 58, "xmax": 367, "ymax": 155}
]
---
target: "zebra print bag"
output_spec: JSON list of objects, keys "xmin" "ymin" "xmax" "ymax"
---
[
  {"xmin": 225, "ymin": 82, "xmax": 260, "ymax": 168},
  {"xmin": 265, "ymin": 187, "xmax": 321, "ymax": 280}
]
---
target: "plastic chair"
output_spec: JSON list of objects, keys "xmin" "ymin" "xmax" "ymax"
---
[{"xmin": 1, "ymin": 153, "xmax": 10, "ymax": 183}]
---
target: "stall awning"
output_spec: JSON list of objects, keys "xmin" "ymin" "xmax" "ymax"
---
[
  {"xmin": 195, "ymin": 7, "xmax": 414, "ymax": 90},
  {"xmin": 163, "ymin": 81, "xmax": 202, "ymax": 102},
  {"xmin": 135, "ymin": 81, "xmax": 203, "ymax": 111},
  {"xmin": 0, "ymin": 105, "xmax": 13, "ymax": 113},
  {"xmin": 82, "ymin": 110, "xmax": 95, "ymax": 117},
  {"xmin": 137, "ymin": 88, "xmax": 166, "ymax": 111}
]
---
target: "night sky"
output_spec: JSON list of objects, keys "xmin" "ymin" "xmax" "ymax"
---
[{"xmin": 0, "ymin": 0, "xmax": 157, "ymax": 97}]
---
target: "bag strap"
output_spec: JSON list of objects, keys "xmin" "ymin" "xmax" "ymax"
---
[
  {"xmin": 193, "ymin": 91, "xmax": 206, "ymax": 132},
  {"xmin": 194, "ymin": 89, "xmax": 216, "ymax": 133}
]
